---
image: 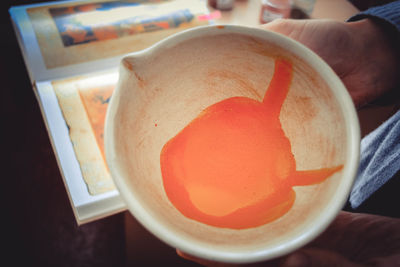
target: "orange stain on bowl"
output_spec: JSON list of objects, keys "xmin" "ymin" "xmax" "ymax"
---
[{"xmin": 160, "ymin": 59, "xmax": 342, "ymax": 229}]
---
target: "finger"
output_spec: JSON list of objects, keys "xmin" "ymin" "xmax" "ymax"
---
[
  {"xmin": 259, "ymin": 19, "xmax": 302, "ymax": 37},
  {"xmin": 176, "ymin": 249, "xmax": 282, "ymax": 267},
  {"xmin": 176, "ymin": 249, "xmax": 235, "ymax": 267},
  {"xmin": 280, "ymin": 248, "xmax": 363, "ymax": 267},
  {"xmin": 367, "ymin": 254, "xmax": 400, "ymax": 267},
  {"xmin": 309, "ymin": 211, "xmax": 400, "ymax": 260}
]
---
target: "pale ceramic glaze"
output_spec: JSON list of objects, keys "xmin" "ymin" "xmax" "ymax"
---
[{"xmin": 105, "ymin": 25, "xmax": 360, "ymax": 263}]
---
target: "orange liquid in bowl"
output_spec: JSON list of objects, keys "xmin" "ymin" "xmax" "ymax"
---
[{"xmin": 160, "ymin": 59, "xmax": 342, "ymax": 229}]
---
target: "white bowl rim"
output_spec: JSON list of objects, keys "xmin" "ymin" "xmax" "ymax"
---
[{"xmin": 104, "ymin": 24, "xmax": 360, "ymax": 264}]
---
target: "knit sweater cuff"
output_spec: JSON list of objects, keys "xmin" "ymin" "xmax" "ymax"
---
[{"xmin": 348, "ymin": 0, "xmax": 400, "ymax": 32}]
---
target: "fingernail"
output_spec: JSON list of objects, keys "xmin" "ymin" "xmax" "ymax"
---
[
  {"xmin": 176, "ymin": 250, "xmax": 191, "ymax": 260},
  {"xmin": 281, "ymin": 252, "xmax": 309, "ymax": 267}
]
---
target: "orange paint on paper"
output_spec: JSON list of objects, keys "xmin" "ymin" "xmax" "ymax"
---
[
  {"xmin": 160, "ymin": 59, "xmax": 342, "ymax": 229},
  {"xmin": 78, "ymin": 84, "xmax": 114, "ymax": 161}
]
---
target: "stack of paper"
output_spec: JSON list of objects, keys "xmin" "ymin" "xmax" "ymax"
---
[{"xmin": 10, "ymin": 0, "xmax": 211, "ymax": 224}]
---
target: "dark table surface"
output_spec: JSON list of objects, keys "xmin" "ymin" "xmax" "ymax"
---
[
  {"xmin": 2, "ymin": 1, "xmax": 399, "ymax": 266},
  {"xmin": 3, "ymin": 0, "xmax": 125, "ymax": 266},
  {"xmin": 2, "ymin": 1, "xmax": 202, "ymax": 266}
]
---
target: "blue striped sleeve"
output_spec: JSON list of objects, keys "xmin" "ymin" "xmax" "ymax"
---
[{"xmin": 348, "ymin": 0, "xmax": 400, "ymax": 33}]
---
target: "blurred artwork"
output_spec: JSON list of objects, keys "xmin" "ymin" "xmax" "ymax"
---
[
  {"xmin": 78, "ymin": 84, "xmax": 113, "ymax": 159},
  {"xmin": 27, "ymin": 0, "xmax": 209, "ymax": 68},
  {"xmin": 49, "ymin": 1, "xmax": 200, "ymax": 47},
  {"xmin": 52, "ymin": 72, "xmax": 117, "ymax": 195}
]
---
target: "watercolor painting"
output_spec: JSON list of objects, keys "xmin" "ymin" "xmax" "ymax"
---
[
  {"xmin": 27, "ymin": 0, "xmax": 209, "ymax": 68},
  {"xmin": 52, "ymin": 74, "xmax": 117, "ymax": 195},
  {"xmin": 49, "ymin": 1, "xmax": 198, "ymax": 47},
  {"xmin": 78, "ymin": 84, "xmax": 114, "ymax": 160}
]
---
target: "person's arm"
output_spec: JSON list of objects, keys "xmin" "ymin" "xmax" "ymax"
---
[
  {"xmin": 349, "ymin": 0, "xmax": 400, "ymax": 32},
  {"xmin": 262, "ymin": 15, "xmax": 399, "ymax": 108},
  {"xmin": 348, "ymin": 0, "xmax": 400, "ymax": 105}
]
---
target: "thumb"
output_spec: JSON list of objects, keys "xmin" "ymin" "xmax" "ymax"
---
[
  {"xmin": 280, "ymin": 248, "xmax": 363, "ymax": 267},
  {"xmin": 260, "ymin": 19, "xmax": 305, "ymax": 38}
]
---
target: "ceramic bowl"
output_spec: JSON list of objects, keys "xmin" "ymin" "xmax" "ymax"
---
[{"xmin": 105, "ymin": 25, "xmax": 360, "ymax": 263}]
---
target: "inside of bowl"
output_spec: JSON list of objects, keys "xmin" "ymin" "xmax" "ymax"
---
[{"xmin": 111, "ymin": 30, "xmax": 347, "ymax": 252}]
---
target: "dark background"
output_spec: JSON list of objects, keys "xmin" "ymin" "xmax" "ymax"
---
[
  {"xmin": 1, "ymin": 1, "xmax": 200, "ymax": 266},
  {"xmin": 2, "ymin": 0, "xmax": 399, "ymax": 266},
  {"xmin": 2, "ymin": 0, "xmax": 125, "ymax": 266}
]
